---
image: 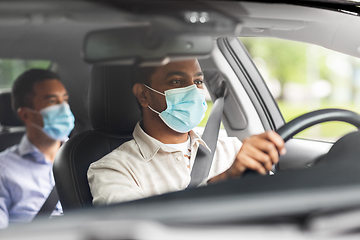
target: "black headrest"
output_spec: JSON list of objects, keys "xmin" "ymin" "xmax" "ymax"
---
[
  {"xmin": 0, "ymin": 91, "xmax": 24, "ymax": 127},
  {"xmin": 89, "ymin": 65, "xmax": 141, "ymax": 135}
]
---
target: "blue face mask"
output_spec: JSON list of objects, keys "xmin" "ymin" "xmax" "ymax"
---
[
  {"xmin": 28, "ymin": 102, "xmax": 75, "ymax": 141},
  {"xmin": 145, "ymin": 84, "xmax": 208, "ymax": 133}
]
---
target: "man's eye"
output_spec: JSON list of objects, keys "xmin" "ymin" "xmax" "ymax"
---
[
  {"xmin": 172, "ymin": 79, "xmax": 181, "ymax": 84},
  {"xmin": 194, "ymin": 80, "xmax": 204, "ymax": 86},
  {"xmin": 47, "ymin": 98, "xmax": 59, "ymax": 105}
]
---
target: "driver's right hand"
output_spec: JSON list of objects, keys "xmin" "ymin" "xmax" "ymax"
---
[
  {"xmin": 229, "ymin": 131, "xmax": 286, "ymax": 177},
  {"xmin": 207, "ymin": 131, "xmax": 286, "ymax": 183}
]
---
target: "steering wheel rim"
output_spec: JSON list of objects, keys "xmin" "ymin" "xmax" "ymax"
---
[
  {"xmin": 241, "ymin": 109, "xmax": 360, "ymax": 177},
  {"xmin": 276, "ymin": 108, "xmax": 360, "ymax": 142}
]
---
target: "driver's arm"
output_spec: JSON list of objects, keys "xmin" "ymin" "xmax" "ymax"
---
[
  {"xmin": 88, "ymin": 160, "xmax": 146, "ymax": 206},
  {"xmin": 208, "ymin": 131, "xmax": 286, "ymax": 183}
]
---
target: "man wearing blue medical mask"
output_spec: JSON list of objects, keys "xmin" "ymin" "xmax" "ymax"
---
[
  {"xmin": 0, "ymin": 69, "xmax": 75, "ymax": 228},
  {"xmin": 88, "ymin": 59, "xmax": 286, "ymax": 205}
]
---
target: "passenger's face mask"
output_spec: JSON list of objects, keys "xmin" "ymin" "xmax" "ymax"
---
[
  {"xmin": 27, "ymin": 102, "xmax": 75, "ymax": 141},
  {"xmin": 145, "ymin": 84, "xmax": 208, "ymax": 133}
]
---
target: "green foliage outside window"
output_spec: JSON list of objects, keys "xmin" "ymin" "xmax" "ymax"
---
[
  {"xmin": 0, "ymin": 59, "xmax": 52, "ymax": 90},
  {"xmin": 240, "ymin": 37, "xmax": 360, "ymax": 142}
]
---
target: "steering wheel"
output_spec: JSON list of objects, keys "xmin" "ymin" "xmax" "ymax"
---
[
  {"xmin": 243, "ymin": 108, "xmax": 360, "ymax": 177},
  {"xmin": 276, "ymin": 108, "xmax": 360, "ymax": 142}
]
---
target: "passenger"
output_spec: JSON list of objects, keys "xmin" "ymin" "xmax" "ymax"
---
[
  {"xmin": 0, "ymin": 69, "xmax": 75, "ymax": 229},
  {"xmin": 88, "ymin": 59, "xmax": 286, "ymax": 205}
]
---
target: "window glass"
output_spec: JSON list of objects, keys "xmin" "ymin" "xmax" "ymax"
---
[
  {"xmin": 0, "ymin": 59, "xmax": 52, "ymax": 90},
  {"xmin": 240, "ymin": 37, "xmax": 360, "ymax": 142},
  {"xmin": 195, "ymin": 85, "xmax": 227, "ymax": 137},
  {"xmin": 194, "ymin": 84, "xmax": 228, "ymax": 137},
  {"xmin": 198, "ymin": 86, "xmax": 212, "ymax": 127}
]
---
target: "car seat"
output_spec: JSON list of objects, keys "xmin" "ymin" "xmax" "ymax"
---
[
  {"xmin": 53, "ymin": 65, "xmax": 141, "ymax": 211},
  {"xmin": 0, "ymin": 90, "xmax": 25, "ymax": 152}
]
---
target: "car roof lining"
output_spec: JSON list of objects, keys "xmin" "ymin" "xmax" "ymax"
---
[{"xmin": 0, "ymin": 1, "xmax": 358, "ymax": 60}]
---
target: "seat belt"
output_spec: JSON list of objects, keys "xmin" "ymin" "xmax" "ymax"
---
[
  {"xmin": 187, "ymin": 81, "xmax": 227, "ymax": 188},
  {"xmin": 33, "ymin": 185, "xmax": 59, "ymax": 220}
]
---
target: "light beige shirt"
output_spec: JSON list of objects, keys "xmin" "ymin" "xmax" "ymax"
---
[{"xmin": 88, "ymin": 122, "xmax": 242, "ymax": 206}]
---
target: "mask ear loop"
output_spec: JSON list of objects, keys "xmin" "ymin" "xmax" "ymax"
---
[
  {"xmin": 24, "ymin": 107, "xmax": 41, "ymax": 115},
  {"xmin": 143, "ymin": 84, "xmax": 167, "ymax": 115},
  {"xmin": 143, "ymin": 84, "xmax": 165, "ymax": 96},
  {"xmin": 23, "ymin": 107, "xmax": 45, "ymax": 131},
  {"xmin": 147, "ymin": 105, "xmax": 161, "ymax": 115},
  {"xmin": 30, "ymin": 122, "xmax": 44, "ymax": 131}
]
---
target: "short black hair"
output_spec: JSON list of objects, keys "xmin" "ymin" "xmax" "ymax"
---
[
  {"xmin": 11, "ymin": 69, "xmax": 60, "ymax": 113},
  {"xmin": 132, "ymin": 65, "xmax": 157, "ymax": 87},
  {"xmin": 132, "ymin": 65, "xmax": 157, "ymax": 113}
]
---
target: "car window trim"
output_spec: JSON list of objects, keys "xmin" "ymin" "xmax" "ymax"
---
[{"xmin": 217, "ymin": 37, "xmax": 285, "ymax": 131}]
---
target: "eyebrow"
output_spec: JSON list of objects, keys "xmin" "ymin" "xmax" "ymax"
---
[
  {"xmin": 195, "ymin": 72, "xmax": 204, "ymax": 77},
  {"xmin": 165, "ymin": 71, "xmax": 204, "ymax": 79},
  {"xmin": 44, "ymin": 93, "xmax": 69, "ymax": 99}
]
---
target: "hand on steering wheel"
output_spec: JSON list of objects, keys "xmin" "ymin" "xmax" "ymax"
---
[{"xmin": 242, "ymin": 108, "xmax": 360, "ymax": 177}]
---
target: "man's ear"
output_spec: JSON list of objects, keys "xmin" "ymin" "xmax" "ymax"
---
[
  {"xmin": 132, "ymin": 83, "xmax": 149, "ymax": 108},
  {"xmin": 17, "ymin": 107, "xmax": 29, "ymax": 124}
]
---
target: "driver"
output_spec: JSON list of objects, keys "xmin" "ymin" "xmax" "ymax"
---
[{"xmin": 87, "ymin": 59, "xmax": 286, "ymax": 205}]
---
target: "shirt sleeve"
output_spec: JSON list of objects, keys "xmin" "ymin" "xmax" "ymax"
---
[
  {"xmin": 0, "ymin": 174, "xmax": 10, "ymax": 229},
  {"xmin": 87, "ymin": 157, "xmax": 146, "ymax": 206}
]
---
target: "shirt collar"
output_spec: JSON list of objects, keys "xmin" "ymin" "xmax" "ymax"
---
[
  {"xmin": 188, "ymin": 129, "xmax": 210, "ymax": 151},
  {"xmin": 18, "ymin": 134, "xmax": 50, "ymax": 164},
  {"xmin": 132, "ymin": 122, "xmax": 210, "ymax": 162}
]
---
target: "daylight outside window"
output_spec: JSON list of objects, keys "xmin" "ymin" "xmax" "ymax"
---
[
  {"xmin": 0, "ymin": 59, "xmax": 52, "ymax": 90},
  {"xmin": 240, "ymin": 37, "xmax": 360, "ymax": 142}
]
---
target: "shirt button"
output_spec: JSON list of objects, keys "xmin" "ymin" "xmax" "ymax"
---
[{"xmin": 176, "ymin": 156, "xmax": 182, "ymax": 161}]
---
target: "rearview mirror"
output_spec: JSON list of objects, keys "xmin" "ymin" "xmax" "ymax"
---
[{"xmin": 83, "ymin": 25, "xmax": 214, "ymax": 66}]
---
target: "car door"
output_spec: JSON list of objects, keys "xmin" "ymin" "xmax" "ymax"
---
[{"xmin": 213, "ymin": 36, "xmax": 333, "ymax": 170}]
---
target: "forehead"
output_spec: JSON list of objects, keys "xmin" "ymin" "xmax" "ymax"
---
[
  {"xmin": 152, "ymin": 59, "xmax": 202, "ymax": 77},
  {"xmin": 32, "ymin": 79, "xmax": 66, "ymax": 96}
]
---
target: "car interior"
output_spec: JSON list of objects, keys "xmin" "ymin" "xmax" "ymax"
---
[
  {"xmin": 0, "ymin": 91, "xmax": 25, "ymax": 152},
  {"xmin": 53, "ymin": 65, "xmax": 142, "ymax": 210},
  {"xmin": 2, "ymin": 0, "xmax": 360, "ymax": 238}
]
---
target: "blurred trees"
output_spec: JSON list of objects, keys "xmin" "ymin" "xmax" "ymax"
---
[
  {"xmin": 0, "ymin": 59, "xmax": 51, "ymax": 89},
  {"xmin": 240, "ymin": 37, "xmax": 360, "ymax": 141}
]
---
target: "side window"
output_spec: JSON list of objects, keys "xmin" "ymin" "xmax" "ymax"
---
[
  {"xmin": 0, "ymin": 59, "xmax": 52, "ymax": 90},
  {"xmin": 240, "ymin": 37, "xmax": 360, "ymax": 142},
  {"xmin": 195, "ymin": 85, "xmax": 228, "ymax": 137}
]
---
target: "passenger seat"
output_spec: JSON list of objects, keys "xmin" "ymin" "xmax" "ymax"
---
[{"xmin": 0, "ymin": 90, "xmax": 25, "ymax": 152}]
